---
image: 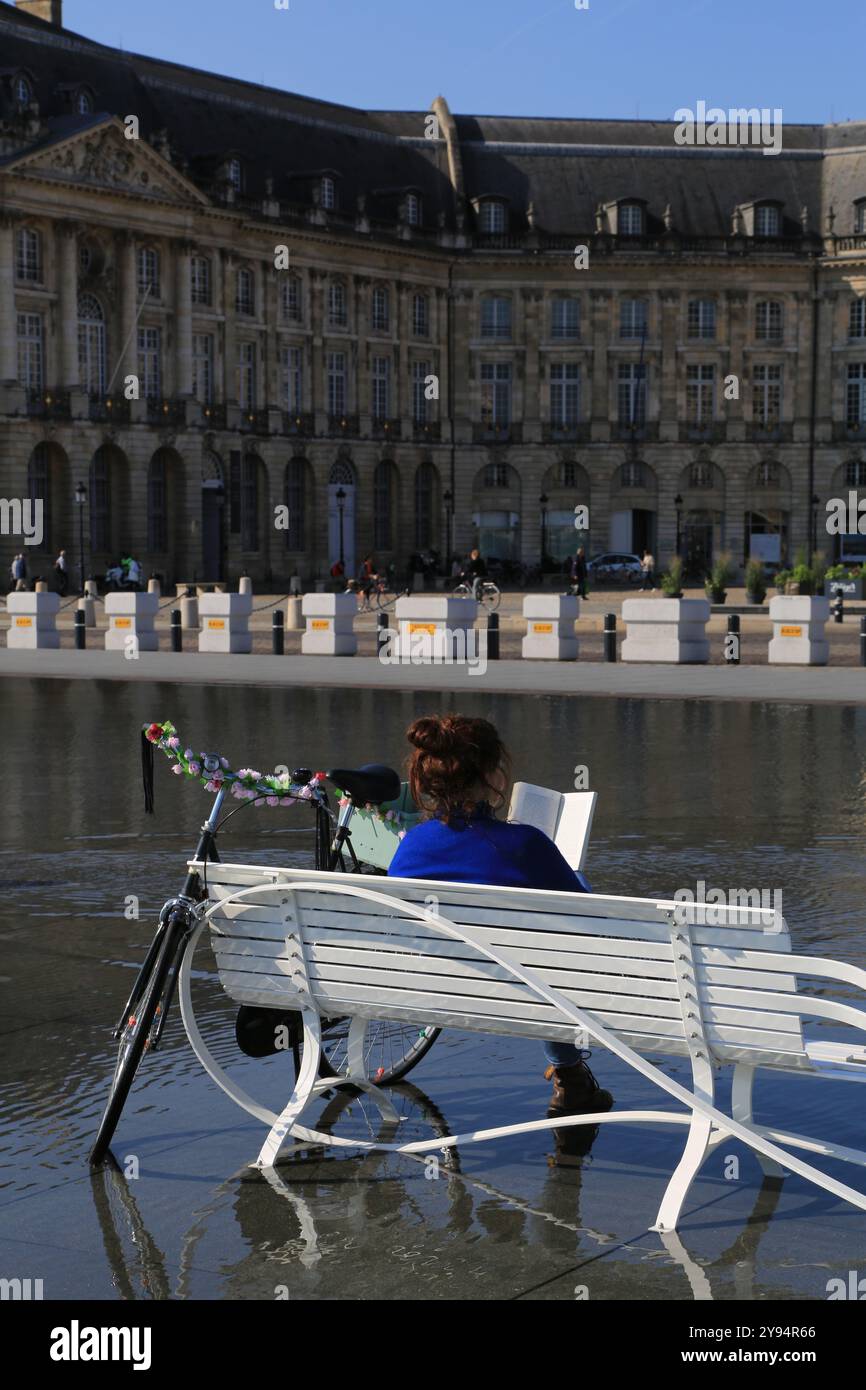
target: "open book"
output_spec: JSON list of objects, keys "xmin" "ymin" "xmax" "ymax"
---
[{"xmin": 507, "ymin": 782, "xmax": 597, "ymax": 871}]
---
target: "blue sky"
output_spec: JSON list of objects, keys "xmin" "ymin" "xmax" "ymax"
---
[{"xmin": 63, "ymin": 0, "xmax": 863, "ymax": 125}]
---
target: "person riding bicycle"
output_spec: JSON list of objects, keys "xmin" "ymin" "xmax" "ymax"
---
[
  {"xmin": 388, "ymin": 714, "xmax": 613, "ymax": 1121},
  {"xmin": 461, "ymin": 548, "xmax": 487, "ymax": 601}
]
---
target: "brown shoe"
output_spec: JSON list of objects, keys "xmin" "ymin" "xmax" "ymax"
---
[{"xmin": 544, "ymin": 1054, "xmax": 614, "ymax": 1117}]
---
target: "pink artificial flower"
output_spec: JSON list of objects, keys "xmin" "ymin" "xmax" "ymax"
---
[
  {"xmin": 188, "ymin": 762, "xmax": 201, "ymax": 776},
  {"xmin": 266, "ymin": 796, "xmax": 279, "ymax": 807},
  {"xmin": 167, "ymin": 736, "xmax": 180, "ymax": 749},
  {"xmin": 338, "ymin": 797, "xmax": 351, "ymax": 809},
  {"xmin": 397, "ymin": 829, "xmax": 407, "ymax": 840},
  {"xmin": 172, "ymin": 763, "xmax": 183, "ymax": 775},
  {"xmin": 184, "ymin": 748, "xmax": 194, "ymax": 760},
  {"xmin": 205, "ymin": 779, "xmax": 222, "ymax": 792},
  {"xmin": 219, "ymin": 757, "xmax": 229, "ymax": 770}
]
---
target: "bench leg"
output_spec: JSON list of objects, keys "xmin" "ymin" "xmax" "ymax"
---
[
  {"xmin": 651, "ymin": 1057, "xmax": 716, "ymax": 1234},
  {"xmin": 307, "ymin": 1018, "xmax": 401, "ymax": 1128},
  {"xmin": 731, "ymin": 1064, "xmax": 785, "ymax": 1180},
  {"xmin": 253, "ymin": 1007, "xmax": 323, "ymax": 1171}
]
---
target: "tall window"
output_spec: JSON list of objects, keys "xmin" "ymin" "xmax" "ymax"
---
[
  {"xmin": 89, "ymin": 449, "xmax": 111, "ymax": 553},
  {"xmin": 412, "ymin": 293, "xmax": 429, "ymax": 337},
  {"xmin": 755, "ymin": 205, "xmax": 780, "ymax": 237},
  {"xmin": 192, "ymin": 333, "xmax": 214, "ymax": 404},
  {"xmin": 227, "ymin": 158, "xmax": 243, "ymax": 193},
  {"xmin": 282, "ymin": 274, "xmax": 302, "ymax": 322},
  {"xmin": 147, "ymin": 452, "xmax": 168, "ymax": 552},
  {"xmin": 372, "ymin": 356, "xmax": 391, "ymax": 419},
  {"xmin": 845, "ymin": 459, "xmax": 866, "ymax": 486},
  {"xmin": 755, "ymin": 300, "xmax": 783, "ymax": 341},
  {"xmin": 618, "ymin": 363, "xmax": 646, "ymax": 427},
  {"xmin": 236, "ymin": 267, "xmax": 255, "ymax": 316},
  {"xmin": 77, "ymin": 293, "xmax": 106, "ymax": 394},
  {"xmin": 285, "ymin": 458, "xmax": 306, "ymax": 549},
  {"xmin": 856, "ymin": 201, "xmax": 866, "ymax": 235},
  {"xmin": 237, "ymin": 342, "xmax": 256, "ymax": 410},
  {"xmin": 550, "ymin": 362, "xmax": 580, "ymax": 426},
  {"xmin": 850, "ymin": 298, "xmax": 866, "ymax": 340},
  {"xmin": 480, "ymin": 362, "xmax": 512, "ymax": 426},
  {"xmin": 137, "ymin": 246, "xmax": 160, "ymax": 298},
  {"xmin": 27, "ymin": 445, "xmax": 50, "ymax": 551},
  {"xmin": 17, "ymin": 313, "xmax": 44, "ymax": 391},
  {"xmin": 405, "ymin": 193, "xmax": 422, "ymax": 226},
  {"xmin": 281, "ymin": 345, "xmax": 303, "ymax": 412},
  {"xmin": 412, "ymin": 360, "xmax": 431, "ymax": 423},
  {"xmin": 328, "ymin": 280, "xmax": 347, "ymax": 327},
  {"xmin": 483, "ymin": 460, "xmax": 509, "ymax": 487},
  {"xmin": 686, "ymin": 364, "xmax": 715, "ymax": 424},
  {"xmin": 374, "ymin": 460, "xmax": 394, "ymax": 549},
  {"xmin": 479, "ymin": 201, "xmax": 506, "ymax": 233},
  {"xmin": 619, "ymin": 203, "xmax": 643, "ymax": 235},
  {"xmin": 15, "ymin": 227, "xmax": 41, "ymax": 282},
  {"xmin": 15, "ymin": 74, "xmax": 32, "ymax": 105},
  {"xmin": 372, "ymin": 285, "xmax": 390, "ymax": 332},
  {"xmin": 480, "ymin": 295, "xmax": 512, "ymax": 339},
  {"xmin": 191, "ymin": 255, "xmax": 211, "ymax": 305},
  {"xmin": 327, "ymin": 352, "xmax": 347, "ymax": 415},
  {"xmin": 138, "ymin": 327, "xmax": 162, "ymax": 399},
  {"xmin": 687, "ymin": 299, "xmax": 716, "ymax": 339},
  {"xmin": 76, "ymin": 89, "xmax": 92, "ymax": 114},
  {"xmin": 551, "ymin": 297, "xmax": 580, "ymax": 339},
  {"xmin": 620, "ymin": 298, "xmax": 648, "ymax": 339},
  {"xmin": 847, "ymin": 364, "xmax": 866, "ymax": 428},
  {"xmin": 414, "ymin": 462, "xmax": 435, "ymax": 548},
  {"xmin": 321, "ymin": 176, "xmax": 336, "ymax": 210},
  {"xmin": 753, "ymin": 364, "xmax": 782, "ymax": 426}
]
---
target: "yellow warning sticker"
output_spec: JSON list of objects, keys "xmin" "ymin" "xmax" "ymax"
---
[
  {"xmin": 532, "ymin": 622, "xmax": 554, "ymax": 634},
  {"xmin": 114, "ymin": 617, "xmax": 132, "ymax": 629},
  {"xmin": 311, "ymin": 619, "xmax": 331, "ymax": 630},
  {"xmin": 14, "ymin": 616, "xmax": 33, "ymax": 628},
  {"xmin": 408, "ymin": 623, "xmax": 437, "ymax": 635},
  {"xmin": 207, "ymin": 618, "xmax": 226, "ymax": 630},
  {"xmin": 780, "ymin": 625, "xmax": 802, "ymax": 637}
]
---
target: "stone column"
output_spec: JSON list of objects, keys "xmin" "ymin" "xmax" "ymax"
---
[
  {"xmin": 589, "ymin": 290, "xmax": 610, "ymax": 441},
  {"xmin": 56, "ymin": 223, "xmax": 80, "ymax": 389},
  {"xmin": 174, "ymin": 239, "xmax": 193, "ymax": 397},
  {"xmin": 659, "ymin": 289, "xmax": 679, "ymax": 443}
]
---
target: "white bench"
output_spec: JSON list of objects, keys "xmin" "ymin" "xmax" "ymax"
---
[{"xmin": 178, "ymin": 863, "xmax": 866, "ymax": 1233}]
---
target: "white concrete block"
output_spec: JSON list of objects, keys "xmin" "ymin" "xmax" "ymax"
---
[
  {"xmin": 302, "ymin": 591, "xmax": 357, "ymax": 619},
  {"xmin": 523, "ymin": 594, "xmax": 580, "ymax": 621},
  {"xmin": 395, "ymin": 596, "xmax": 478, "ymax": 626},
  {"xmin": 621, "ymin": 596, "xmax": 710, "ymax": 663},
  {"xmin": 522, "ymin": 634, "xmax": 579, "ymax": 661},
  {"xmin": 6, "ymin": 591, "xmax": 60, "ymax": 648},
  {"xmin": 197, "ymin": 591, "xmax": 252, "ymax": 653},
  {"xmin": 104, "ymin": 591, "xmax": 159, "ymax": 651},
  {"xmin": 768, "ymin": 596, "xmax": 830, "ymax": 665}
]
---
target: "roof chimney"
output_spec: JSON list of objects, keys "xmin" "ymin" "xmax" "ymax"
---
[{"xmin": 15, "ymin": 1, "xmax": 63, "ymax": 26}]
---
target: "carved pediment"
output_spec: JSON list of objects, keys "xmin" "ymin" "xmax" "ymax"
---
[{"xmin": 7, "ymin": 117, "xmax": 208, "ymax": 206}]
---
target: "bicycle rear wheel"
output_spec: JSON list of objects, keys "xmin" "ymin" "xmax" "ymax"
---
[
  {"xmin": 481, "ymin": 584, "xmax": 501, "ymax": 612},
  {"xmin": 89, "ymin": 914, "xmax": 185, "ymax": 1165},
  {"xmin": 318, "ymin": 1018, "xmax": 441, "ymax": 1084}
]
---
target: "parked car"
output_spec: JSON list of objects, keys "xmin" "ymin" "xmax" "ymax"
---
[{"xmin": 587, "ymin": 552, "xmax": 644, "ymax": 585}]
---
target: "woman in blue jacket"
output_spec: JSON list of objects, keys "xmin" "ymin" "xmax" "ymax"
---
[{"xmin": 389, "ymin": 713, "xmax": 613, "ymax": 1118}]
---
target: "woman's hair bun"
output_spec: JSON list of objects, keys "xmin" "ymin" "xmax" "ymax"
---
[{"xmin": 407, "ymin": 716, "xmax": 446, "ymax": 755}]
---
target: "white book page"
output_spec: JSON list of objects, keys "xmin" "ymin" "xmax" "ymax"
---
[
  {"xmin": 553, "ymin": 792, "xmax": 597, "ymax": 871},
  {"xmin": 507, "ymin": 781, "xmax": 562, "ymax": 841}
]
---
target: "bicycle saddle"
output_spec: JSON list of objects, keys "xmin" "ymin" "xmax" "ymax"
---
[{"xmin": 327, "ymin": 764, "xmax": 401, "ymax": 806}]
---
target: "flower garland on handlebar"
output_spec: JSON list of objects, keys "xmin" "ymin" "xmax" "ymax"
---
[{"xmin": 144, "ymin": 720, "xmax": 326, "ymax": 805}]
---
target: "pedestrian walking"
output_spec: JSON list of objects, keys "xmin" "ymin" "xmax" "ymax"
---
[
  {"xmin": 641, "ymin": 549, "xmax": 655, "ymax": 590},
  {"xmin": 570, "ymin": 546, "xmax": 588, "ymax": 599},
  {"xmin": 54, "ymin": 548, "xmax": 69, "ymax": 596}
]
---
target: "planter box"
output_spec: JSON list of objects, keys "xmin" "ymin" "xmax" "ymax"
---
[
  {"xmin": 768, "ymin": 595, "xmax": 829, "ymax": 665},
  {"xmin": 823, "ymin": 578, "xmax": 866, "ymax": 600}
]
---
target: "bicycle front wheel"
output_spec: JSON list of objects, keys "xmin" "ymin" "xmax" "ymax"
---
[
  {"xmin": 318, "ymin": 1018, "xmax": 441, "ymax": 1085},
  {"xmin": 89, "ymin": 916, "xmax": 184, "ymax": 1165}
]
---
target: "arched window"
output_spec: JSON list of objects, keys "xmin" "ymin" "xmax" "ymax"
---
[
  {"xmin": 285, "ymin": 457, "xmax": 307, "ymax": 550},
  {"xmin": 236, "ymin": 267, "xmax": 255, "ymax": 316},
  {"xmin": 77, "ymin": 293, "xmax": 106, "ymax": 394},
  {"xmin": 479, "ymin": 200, "xmax": 507, "ymax": 234},
  {"xmin": 328, "ymin": 279, "xmax": 347, "ymax": 327},
  {"xmin": 147, "ymin": 451, "xmax": 168, "ymax": 553},
  {"xmin": 15, "ymin": 227, "xmax": 41, "ymax": 282},
  {"xmin": 27, "ymin": 444, "xmax": 51, "ymax": 552},
  {"xmin": 76, "ymin": 88, "xmax": 92, "ymax": 114},
  {"xmin": 89, "ymin": 447, "xmax": 112, "ymax": 553},
  {"xmin": 374, "ymin": 460, "xmax": 395, "ymax": 550},
  {"xmin": 414, "ymin": 462, "xmax": 436, "ymax": 549},
  {"xmin": 15, "ymin": 74, "xmax": 32, "ymax": 105}
]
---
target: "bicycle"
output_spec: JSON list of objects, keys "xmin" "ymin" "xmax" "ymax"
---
[
  {"xmin": 346, "ymin": 573, "xmax": 405, "ymax": 612},
  {"xmin": 88, "ymin": 721, "xmax": 440, "ymax": 1166},
  {"xmin": 451, "ymin": 576, "xmax": 501, "ymax": 611}
]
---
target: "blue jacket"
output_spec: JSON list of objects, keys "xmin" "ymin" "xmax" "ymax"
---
[{"xmin": 388, "ymin": 806, "xmax": 590, "ymax": 894}]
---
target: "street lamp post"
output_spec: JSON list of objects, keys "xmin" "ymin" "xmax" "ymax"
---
[
  {"xmin": 539, "ymin": 492, "xmax": 549, "ymax": 569},
  {"xmin": 74, "ymin": 481, "xmax": 87, "ymax": 596},
  {"xmin": 674, "ymin": 492, "xmax": 683, "ymax": 561},
  {"xmin": 443, "ymin": 488, "xmax": 453, "ymax": 565},
  {"xmin": 811, "ymin": 493, "xmax": 820, "ymax": 559},
  {"xmin": 336, "ymin": 486, "xmax": 346, "ymax": 568}
]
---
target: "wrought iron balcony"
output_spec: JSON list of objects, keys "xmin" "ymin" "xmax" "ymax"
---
[
  {"xmin": 835, "ymin": 421, "xmax": 866, "ymax": 442},
  {"xmin": 147, "ymin": 397, "xmax": 188, "ymax": 428},
  {"xmin": 473, "ymin": 421, "xmax": 522, "ymax": 445},
  {"xmin": 749, "ymin": 422, "xmax": 792, "ymax": 443},
  {"xmin": 199, "ymin": 402, "xmax": 227, "ymax": 429},
  {"xmin": 328, "ymin": 413, "xmax": 360, "ymax": 437},
  {"xmin": 239, "ymin": 408, "xmax": 270, "ymax": 435},
  {"xmin": 542, "ymin": 422, "xmax": 591, "ymax": 443},
  {"xmin": 371, "ymin": 416, "xmax": 402, "ymax": 440},
  {"xmin": 678, "ymin": 422, "xmax": 727, "ymax": 443},
  {"xmin": 613, "ymin": 422, "xmax": 658, "ymax": 442},
  {"xmin": 283, "ymin": 411, "xmax": 314, "ymax": 437},
  {"xmin": 413, "ymin": 419, "xmax": 441, "ymax": 442},
  {"xmin": 26, "ymin": 388, "xmax": 71, "ymax": 420},
  {"xmin": 89, "ymin": 394, "xmax": 131, "ymax": 425}
]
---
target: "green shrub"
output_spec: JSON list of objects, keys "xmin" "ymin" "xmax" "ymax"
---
[
  {"xmin": 661, "ymin": 555, "xmax": 684, "ymax": 596},
  {"xmin": 744, "ymin": 558, "xmax": 767, "ymax": 600}
]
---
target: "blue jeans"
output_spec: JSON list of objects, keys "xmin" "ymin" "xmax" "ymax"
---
[{"xmin": 543, "ymin": 1040, "xmax": 584, "ymax": 1068}]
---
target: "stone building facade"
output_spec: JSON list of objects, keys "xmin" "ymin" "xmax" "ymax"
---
[{"xmin": 2, "ymin": 0, "xmax": 866, "ymax": 587}]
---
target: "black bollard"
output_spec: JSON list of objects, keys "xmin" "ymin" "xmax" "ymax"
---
[
  {"xmin": 74, "ymin": 609, "xmax": 86, "ymax": 650},
  {"xmin": 377, "ymin": 611, "xmax": 389, "ymax": 656},
  {"xmin": 171, "ymin": 609, "xmax": 182, "ymax": 652},
  {"xmin": 861, "ymin": 617, "xmax": 866, "ymax": 667},
  {"xmin": 487, "ymin": 611, "xmax": 500, "ymax": 660},
  {"xmin": 833, "ymin": 585, "xmax": 844, "ymax": 624},
  {"xmin": 272, "ymin": 609, "xmax": 285, "ymax": 656},
  {"xmin": 603, "ymin": 612, "xmax": 617, "ymax": 662},
  {"xmin": 725, "ymin": 613, "xmax": 740, "ymax": 664}
]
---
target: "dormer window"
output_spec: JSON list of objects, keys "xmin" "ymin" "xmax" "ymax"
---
[
  {"xmin": 855, "ymin": 201, "xmax": 866, "ymax": 235},
  {"xmin": 479, "ymin": 200, "xmax": 507, "ymax": 234},
  {"xmin": 321, "ymin": 176, "xmax": 336, "ymax": 210},
  {"xmin": 405, "ymin": 193, "xmax": 422, "ymax": 226},
  {"xmin": 227, "ymin": 158, "xmax": 243, "ymax": 193},
  {"xmin": 619, "ymin": 203, "xmax": 644, "ymax": 236},
  {"xmin": 15, "ymin": 75, "xmax": 32, "ymax": 106},
  {"xmin": 755, "ymin": 204, "xmax": 780, "ymax": 237},
  {"xmin": 76, "ymin": 89, "xmax": 93, "ymax": 115}
]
